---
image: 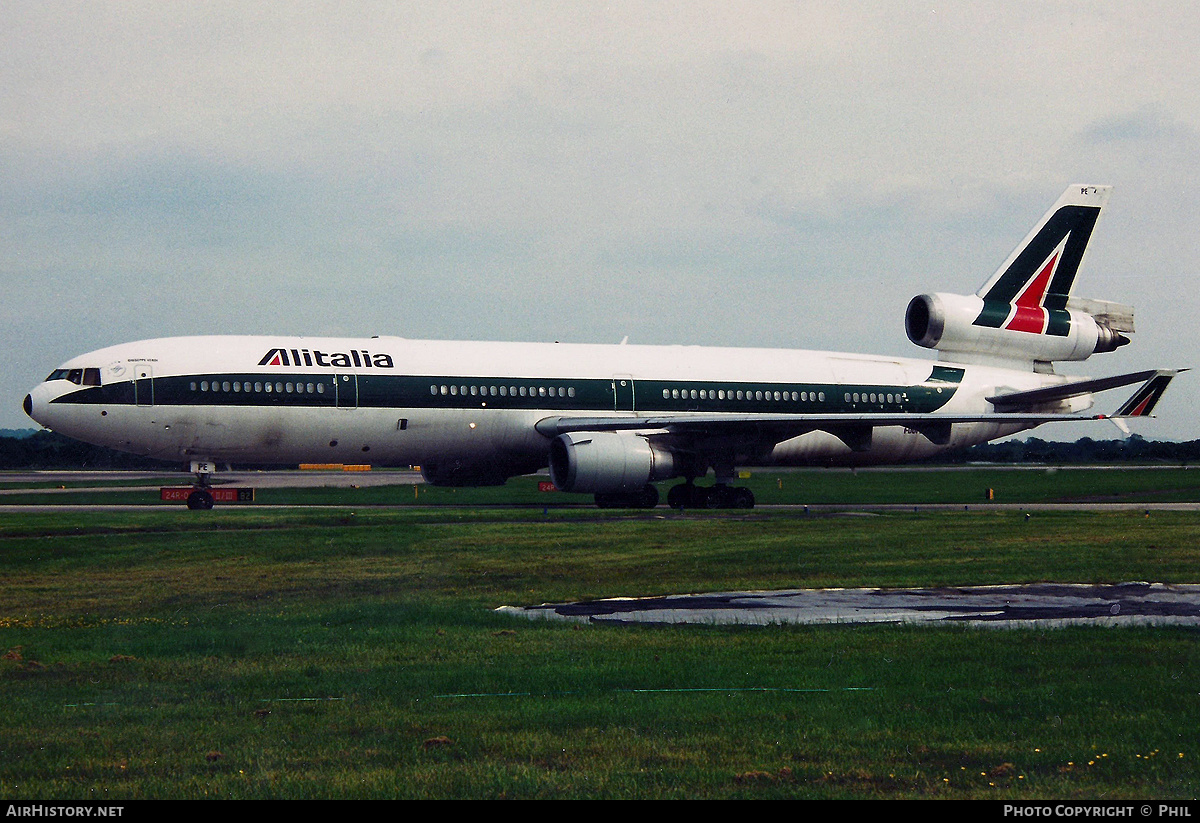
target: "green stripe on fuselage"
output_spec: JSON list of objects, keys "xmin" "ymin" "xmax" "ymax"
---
[{"xmin": 50, "ymin": 369, "xmax": 962, "ymax": 415}]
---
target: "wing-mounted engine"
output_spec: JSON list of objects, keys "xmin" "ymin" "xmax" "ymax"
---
[
  {"xmin": 548, "ymin": 431, "xmax": 677, "ymax": 494},
  {"xmin": 905, "ymin": 184, "xmax": 1133, "ymax": 368}
]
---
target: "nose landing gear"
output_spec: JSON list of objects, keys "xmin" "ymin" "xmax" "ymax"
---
[
  {"xmin": 186, "ymin": 460, "xmax": 215, "ymax": 509},
  {"xmin": 186, "ymin": 488, "xmax": 215, "ymax": 510}
]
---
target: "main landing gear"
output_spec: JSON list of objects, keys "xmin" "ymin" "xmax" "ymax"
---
[{"xmin": 667, "ymin": 481, "xmax": 755, "ymax": 510}]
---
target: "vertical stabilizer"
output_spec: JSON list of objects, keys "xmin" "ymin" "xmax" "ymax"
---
[
  {"xmin": 973, "ymin": 185, "xmax": 1111, "ymax": 335},
  {"xmin": 905, "ymin": 185, "xmax": 1129, "ymax": 367}
]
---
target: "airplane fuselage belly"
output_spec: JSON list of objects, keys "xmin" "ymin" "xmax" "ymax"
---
[{"xmin": 59, "ymin": 403, "xmax": 551, "ymax": 466}]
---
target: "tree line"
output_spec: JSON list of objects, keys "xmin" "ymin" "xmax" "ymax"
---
[{"xmin": 1, "ymin": 428, "xmax": 1198, "ymax": 471}]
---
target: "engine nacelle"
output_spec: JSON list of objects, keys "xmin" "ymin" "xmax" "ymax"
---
[
  {"xmin": 905, "ymin": 292, "xmax": 1128, "ymax": 364},
  {"xmin": 548, "ymin": 431, "xmax": 677, "ymax": 494}
]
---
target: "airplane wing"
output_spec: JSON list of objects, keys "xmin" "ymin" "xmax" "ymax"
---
[
  {"xmin": 1112, "ymin": 370, "xmax": 1182, "ymax": 417},
  {"xmin": 986, "ymin": 369, "xmax": 1182, "ymax": 412},
  {"xmin": 535, "ymin": 370, "xmax": 1182, "ymax": 453},
  {"xmin": 535, "ymin": 410, "xmax": 1099, "ymax": 451}
]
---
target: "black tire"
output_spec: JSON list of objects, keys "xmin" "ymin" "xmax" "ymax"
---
[
  {"xmin": 187, "ymin": 490, "xmax": 215, "ymax": 510},
  {"xmin": 733, "ymin": 487, "xmax": 755, "ymax": 509},
  {"xmin": 636, "ymin": 485, "xmax": 660, "ymax": 509}
]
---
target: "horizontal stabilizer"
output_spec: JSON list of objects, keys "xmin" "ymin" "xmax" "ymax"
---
[
  {"xmin": 1112, "ymin": 370, "xmax": 1184, "ymax": 417},
  {"xmin": 987, "ymin": 369, "xmax": 1169, "ymax": 412},
  {"xmin": 1066, "ymin": 296, "xmax": 1135, "ymax": 333}
]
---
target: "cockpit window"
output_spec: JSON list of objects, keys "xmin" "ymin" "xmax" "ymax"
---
[{"xmin": 45, "ymin": 368, "xmax": 102, "ymax": 386}]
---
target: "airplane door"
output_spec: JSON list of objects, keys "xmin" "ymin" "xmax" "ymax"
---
[
  {"xmin": 612, "ymin": 374, "xmax": 635, "ymax": 412},
  {"xmin": 335, "ymin": 374, "xmax": 358, "ymax": 408},
  {"xmin": 134, "ymin": 365, "xmax": 153, "ymax": 406}
]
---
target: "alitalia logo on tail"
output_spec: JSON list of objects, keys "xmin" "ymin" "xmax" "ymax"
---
[
  {"xmin": 973, "ymin": 186, "xmax": 1107, "ymax": 337},
  {"xmin": 1001, "ymin": 237, "xmax": 1069, "ymax": 335},
  {"xmin": 258, "ymin": 347, "xmax": 395, "ymax": 369}
]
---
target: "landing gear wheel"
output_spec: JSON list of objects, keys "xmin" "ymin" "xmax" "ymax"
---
[
  {"xmin": 705, "ymin": 486, "xmax": 731, "ymax": 509},
  {"xmin": 668, "ymin": 483, "xmax": 706, "ymax": 509},
  {"xmin": 186, "ymin": 489, "xmax": 215, "ymax": 510},
  {"xmin": 636, "ymin": 484, "xmax": 660, "ymax": 509},
  {"xmin": 732, "ymin": 487, "xmax": 755, "ymax": 509}
]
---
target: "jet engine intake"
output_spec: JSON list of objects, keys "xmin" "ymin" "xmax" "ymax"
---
[
  {"xmin": 548, "ymin": 431, "xmax": 677, "ymax": 494},
  {"xmin": 906, "ymin": 292, "xmax": 1129, "ymax": 364}
]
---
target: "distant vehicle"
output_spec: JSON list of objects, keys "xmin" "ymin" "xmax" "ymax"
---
[{"xmin": 25, "ymin": 185, "xmax": 1179, "ymax": 509}]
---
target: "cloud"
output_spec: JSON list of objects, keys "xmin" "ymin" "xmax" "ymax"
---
[{"xmin": 2, "ymin": 3, "xmax": 1198, "ymax": 439}]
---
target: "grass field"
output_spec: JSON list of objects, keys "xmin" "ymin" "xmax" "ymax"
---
[
  {"xmin": 1, "ymin": 468, "xmax": 1199, "ymax": 799},
  {"xmin": 5, "ymin": 464, "xmax": 1200, "ymax": 507}
]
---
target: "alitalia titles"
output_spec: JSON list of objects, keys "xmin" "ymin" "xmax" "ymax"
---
[{"xmin": 258, "ymin": 348, "xmax": 394, "ymax": 369}]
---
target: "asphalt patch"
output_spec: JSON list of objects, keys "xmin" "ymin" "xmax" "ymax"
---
[{"xmin": 498, "ymin": 582, "xmax": 1200, "ymax": 627}]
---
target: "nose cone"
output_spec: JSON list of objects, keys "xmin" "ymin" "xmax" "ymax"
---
[{"xmin": 23, "ymin": 384, "xmax": 54, "ymax": 428}]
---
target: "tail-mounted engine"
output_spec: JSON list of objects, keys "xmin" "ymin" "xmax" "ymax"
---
[
  {"xmin": 905, "ymin": 292, "xmax": 1131, "ymax": 365},
  {"xmin": 905, "ymin": 184, "xmax": 1136, "ymax": 367}
]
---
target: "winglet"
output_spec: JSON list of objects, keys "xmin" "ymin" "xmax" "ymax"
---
[{"xmin": 1110, "ymin": 370, "xmax": 1185, "ymax": 418}]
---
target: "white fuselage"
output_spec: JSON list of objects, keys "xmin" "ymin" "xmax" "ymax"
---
[{"xmin": 25, "ymin": 334, "xmax": 1071, "ymax": 478}]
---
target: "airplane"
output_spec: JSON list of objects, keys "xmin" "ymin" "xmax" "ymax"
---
[{"xmin": 23, "ymin": 184, "xmax": 1181, "ymax": 510}]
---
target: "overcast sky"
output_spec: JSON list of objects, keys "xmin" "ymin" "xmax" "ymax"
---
[{"xmin": 2, "ymin": 2, "xmax": 1197, "ymax": 440}]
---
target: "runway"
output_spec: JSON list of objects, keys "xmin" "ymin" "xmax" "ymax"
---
[
  {"xmin": 3, "ymin": 469, "xmax": 1200, "ymax": 513},
  {"xmin": 500, "ymin": 581, "xmax": 1200, "ymax": 627}
]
